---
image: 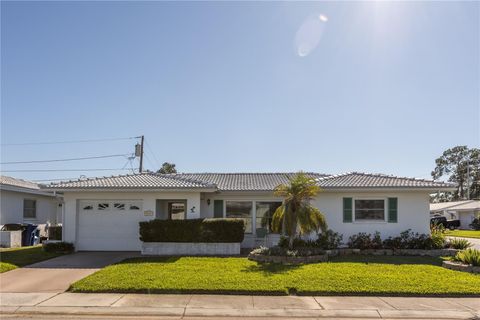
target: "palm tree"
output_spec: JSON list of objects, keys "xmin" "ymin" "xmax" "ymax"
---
[{"xmin": 271, "ymin": 172, "xmax": 327, "ymax": 249}]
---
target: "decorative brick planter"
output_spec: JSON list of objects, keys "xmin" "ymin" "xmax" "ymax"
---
[
  {"xmin": 248, "ymin": 253, "xmax": 328, "ymax": 265},
  {"xmin": 141, "ymin": 242, "xmax": 241, "ymax": 256},
  {"xmin": 442, "ymin": 260, "xmax": 480, "ymax": 274}
]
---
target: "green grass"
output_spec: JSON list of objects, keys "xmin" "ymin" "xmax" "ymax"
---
[
  {"xmin": 0, "ymin": 246, "xmax": 63, "ymax": 273},
  {"xmin": 70, "ymin": 256, "xmax": 480, "ymax": 296},
  {"xmin": 445, "ymin": 230, "xmax": 480, "ymax": 239}
]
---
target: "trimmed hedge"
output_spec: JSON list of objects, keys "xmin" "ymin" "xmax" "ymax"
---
[
  {"xmin": 43, "ymin": 241, "xmax": 75, "ymax": 254},
  {"xmin": 139, "ymin": 218, "xmax": 245, "ymax": 243}
]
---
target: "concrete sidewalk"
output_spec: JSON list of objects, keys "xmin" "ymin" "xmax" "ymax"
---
[{"xmin": 1, "ymin": 293, "xmax": 479, "ymax": 319}]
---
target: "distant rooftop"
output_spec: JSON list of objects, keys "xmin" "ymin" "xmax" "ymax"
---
[
  {"xmin": 430, "ymin": 200, "xmax": 480, "ymax": 212},
  {"xmin": 0, "ymin": 175, "xmax": 40, "ymax": 190}
]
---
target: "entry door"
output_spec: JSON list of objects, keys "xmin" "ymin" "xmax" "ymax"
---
[{"xmin": 77, "ymin": 200, "xmax": 143, "ymax": 251}]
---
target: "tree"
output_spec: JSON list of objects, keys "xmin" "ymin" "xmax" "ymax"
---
[
  {"xmin": 157, "ymin": 162, "xmax": 177, "ymax": 174},
  {"xmin": 271, "ymin": 172, "xmax": 327, "ymax": 249},
  {"xmin": 431, "ymin": 146, "xmax": 480, "ymax": 201}
]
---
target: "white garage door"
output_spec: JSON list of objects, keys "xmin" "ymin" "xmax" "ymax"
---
[{"xmin": 78, "ymin": 200, "xmax": 143, "ymax": 251}]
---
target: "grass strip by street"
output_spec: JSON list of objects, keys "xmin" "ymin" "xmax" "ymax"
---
[
  {"xmin": 70, "ymin": 256, "xmax": 480, "ymax": 296},
  {"xmin": 445, "ymin": 230, "xmax": 480, "ymax": 239},
  {"xmin": 0, "ymin": 245, "xmax": 63, "ymax": 273}
]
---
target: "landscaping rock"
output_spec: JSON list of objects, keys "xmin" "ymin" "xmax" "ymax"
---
[{"xmin": 442, "ymin": 260, "xmax": 480, "ymax": 274}]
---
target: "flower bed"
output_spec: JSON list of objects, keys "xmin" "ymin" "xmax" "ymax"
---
[
  {"xmin": 248, "ymin": 246, "xmax": 457, "ymax": 265},
  {"xmin": 331, "ymin": 248, "xmax": 458, "ymax": 257}
]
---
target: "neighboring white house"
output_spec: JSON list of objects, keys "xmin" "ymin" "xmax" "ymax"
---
[
  {"xmin": 0, "ymin": 175, "xmax": 62, "ymax": 226},
  {"xmin": 46, "ymin": 172, "xmax": 455, "ymax": 251},
  {"xmin": 430, "ymin": 200, "xmax": 480, "ymax": 229}
]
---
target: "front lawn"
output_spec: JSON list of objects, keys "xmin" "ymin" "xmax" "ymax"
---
[
  {"xmin": 0, "ymin": 246, "xmax": 63, "ymax": 273},
  {"xmin": 70, "ymin": 256, "xmax": 480, "ymax": 296},
  {"xmin": 445, "ymin": 230, "xmax": 480, "ymax": 239}
]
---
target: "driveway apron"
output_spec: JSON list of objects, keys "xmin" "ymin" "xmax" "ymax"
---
[{"xmin": 0, "ymin": 251, "xmax": 137, "ymax": 293}]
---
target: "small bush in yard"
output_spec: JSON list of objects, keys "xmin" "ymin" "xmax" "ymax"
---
[
  {"xmin": 470, "ymin": 218, "xmax": 480, "ymax": 230},
  {"xmin": 43, "ymin": 242, "xmax": 74, "ymax": 254},
  {"xmin": 454, "ymin": 248, "xmax": 480, "ymax": 266},
  {"xmin": 316, "ymin": 230, "xmax": 343, "ymax": 249},
  {"xmin": 347, "ymin": 232, "xmax": 383, "ymax": 250},
  {"xmin": 139, "ymin": 218, "xmax": 245, "ymax": 243},
  {"xmin": 448, "ymin": 238, "xmax": 472, "ymax": 250},
  {"xmin": 278, "ymin": 236, "xmax": 317, "ymax": 249}
]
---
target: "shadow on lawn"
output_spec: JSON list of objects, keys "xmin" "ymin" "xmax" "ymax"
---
[{"xmin": 241, "ymin": 262, "xmax": 301, "ymax": 275}]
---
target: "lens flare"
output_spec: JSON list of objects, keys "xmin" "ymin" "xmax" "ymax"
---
[{"xmin": 295, "ymin": 13, "xmax": 328, "ymax": 57}]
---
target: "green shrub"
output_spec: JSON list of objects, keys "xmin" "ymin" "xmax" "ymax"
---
[
  {"xmin": 470, "ymin": 218, "xmax": 480, "ymax": 230},
  {"xmin": 347, "ymin": 232, "xmax": 383, "ymax": 250},
  {"xmin": 448, "ymin": 238, "xmax": 472, "ymax": 250},
  {"xmin": 454, "ymin": 248, "xmax": 480, "ymax": 266},
  {"xmin": 316, "ymin": 230, "xmax": 343, "ymax": 249},
  {"xmin": 428, "ymin": 228, "xmax": 446, "ymax": 249},
  {"xmin": 278, "ymin": 236, "xmax": 317, "ymax": 249},
  {"xmin": 42, "ymin": 242, "xmax": 74, "ymax": 253},
  {"xmin": 139, "ymin": 218, "xmax": 245, "ymax": 243},
  {"xmin": 48, "ymin": 226, "xmax": 62, "ymax": 240}
]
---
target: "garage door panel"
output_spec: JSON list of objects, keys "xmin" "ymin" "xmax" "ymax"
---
[{"xmin": 78, "ymin": 200, "xmax": 144, "ymax": 251}]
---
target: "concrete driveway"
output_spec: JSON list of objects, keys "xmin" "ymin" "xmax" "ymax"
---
[{"xmin": 0, "ymin": 252, "xmax": 138, "ymax": 293}]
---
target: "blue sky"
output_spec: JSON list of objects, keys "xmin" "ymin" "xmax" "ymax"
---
[{"xmin": 1, "ymin": 1, "xmax": 479, "ymax": 182}]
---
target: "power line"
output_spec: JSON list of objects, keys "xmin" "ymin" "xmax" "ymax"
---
[
  {"xmin": 144, "ymin": 140, "xmax": 162, "ymax": 168},
  {"xmin": 1, "ymin": 154, "xmax": 132, "ymax": 165},
  {"xmin": 1, "ymin": 168, "xmax": 134, "ymax": 172},
  {"xmin": 1, "ymin": 136, "xmax": 140, "ymax": 146}
]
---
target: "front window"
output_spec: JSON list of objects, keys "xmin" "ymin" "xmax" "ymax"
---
[
  {"xmin": 23, "ymin": 199, "xmax": 36, "ymax": 219},
  {"xmin": 256, "ymin": 202, "xmax": 282, "ymax": 233},
  {"xmin": 226, "ymin": 201, "xmax": 253, "ymax": 233},
  {"xmin": 354, "ymin": 199, "xmax": 385, "ymax": 221}
]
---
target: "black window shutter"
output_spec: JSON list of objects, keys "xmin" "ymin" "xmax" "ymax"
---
[
  {"xmin": 343, "ymin": 198, "xmax": 353, "ymax": 223},
  {"xmin": 213, "ymin": 200, "xmax": 224, "ymax": 218},
  {"xmin": 388, "ymin": 198, "xmax": 398, "ymax": 223}
]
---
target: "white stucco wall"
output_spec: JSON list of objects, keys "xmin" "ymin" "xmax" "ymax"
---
[
  {"xmin": 62, "ymin": 189, "xmax": 432, "ymax": 251},
  {"xmin": 312, "ymin": 191, "xmax": 431, "ymax": 240},
  {"xmin": 62, "ymin": 191, "xmax": 201, "ymax": 250},
  {"xmin": 0, "ymin": 190, "xmax": 60, "ymax": 225}
]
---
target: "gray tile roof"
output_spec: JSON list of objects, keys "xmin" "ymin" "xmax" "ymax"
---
[
  {"xmin": 46, "ymin": 172, "xmax": 216, "ymax": 190},
  {"xmin": 0, "ymin": 175, "xmax": 40, "ymax": 190},
  {"xmin": 169, "ymin": 172, "xmax": 329, "ymax": 191},
  {"xmin": 45, "ymin": 171, "xmax": 454, "ymax": 191},
  {"xmin": 316, "ymin": 172, "xmax": 455, "ymax": 189}
]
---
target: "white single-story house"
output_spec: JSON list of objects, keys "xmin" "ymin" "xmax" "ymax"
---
[
  {"xmin": 0, "ymin": 175, "xmax": 63, "ymax": 226},
  {"xmin": 45, "ymin": 172, "xmax": 454, "ymax": 251},
  {"xmin": 430, "ymin": 200, "xmax": 480, "ymax": 229}
]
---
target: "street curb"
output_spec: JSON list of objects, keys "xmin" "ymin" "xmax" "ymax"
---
[{"xmin": 1, "ymin": 306, "xmax": 478, "ymax": 319}]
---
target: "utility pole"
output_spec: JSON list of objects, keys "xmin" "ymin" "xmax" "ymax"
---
[{"xmin": 139, "ymin": 135, "xmax": 144, "ymax": 173}]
